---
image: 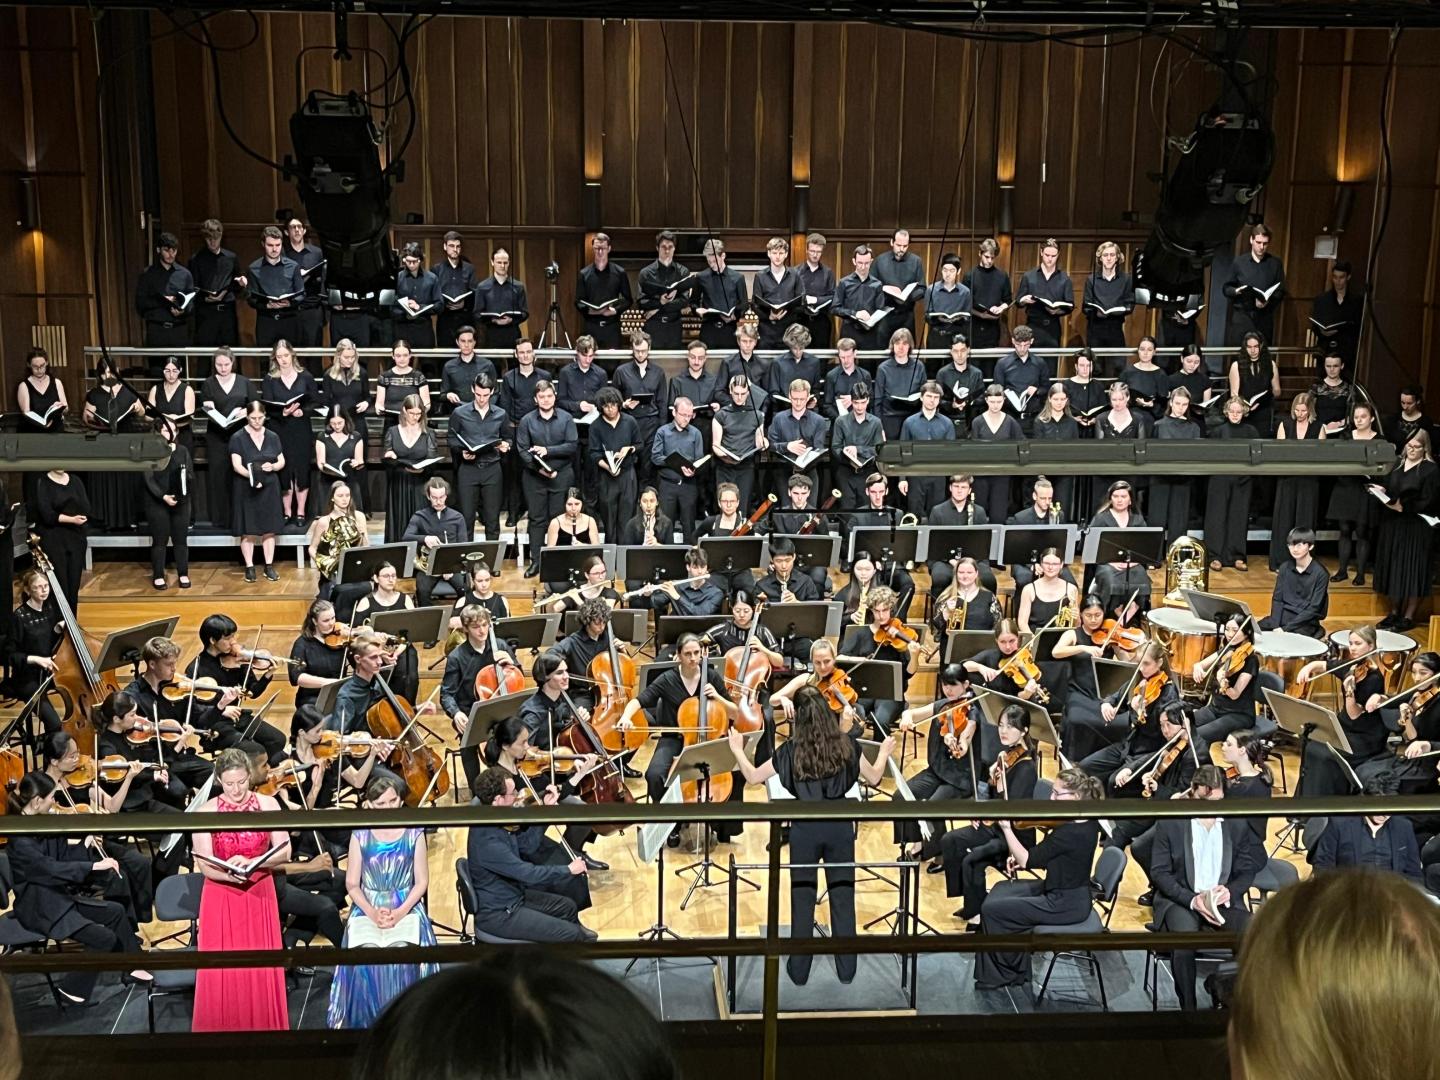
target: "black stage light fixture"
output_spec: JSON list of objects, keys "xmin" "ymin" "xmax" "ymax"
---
[{"xmin": 285, "ymin": 92, "xmax": 397, "ymax": 298}]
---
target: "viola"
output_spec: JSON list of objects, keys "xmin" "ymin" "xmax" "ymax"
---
[
  {"xmin": 1350, "ymin": 657, "xmax": 1373, "ymax": 683},
  {"xmin": 1093, "ymin": 619, "xmax": 1145, "ymax": 652},
  {"xmin": 1413, "ymin": 685, "xmax": 1439, "ymax": 712},
  {"xmin": 475, "ymin": 657, "xmax": 524, "ymax": 701},
  {"xmin": 516, "ymin": 748, "xmax": 577, "ymax": 778},
  {"xmin": 998, "ymin": 647, "xmax": 1050, "ymax": 704},
  {"xmin": 872, "ymin": 617, "xmax": 919, "ymax": 650},
  {"xmin": 1142, "ymin": 734, "xmax": 1189, "ymax": 799},
  {"xmin": 1132, "ymin": 670, "xmax": 1170, "ymax": 722},
  {"xmin": 320, "ymin": 623, "xmax": 356, "ymax": 649},
  {"xmin": 161, "ymin": 676, "xmax": 231, "ymax": 704},
  {"xmin": 365, "ymin": 678, "xmax": 450, "ymax": 807},
  {"xmin": 1226, "ymin": 640, "xmax": 1255, "ymax": 675}
]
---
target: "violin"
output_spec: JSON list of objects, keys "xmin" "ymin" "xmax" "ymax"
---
[
  {"xmin": 872, "ymin": 617, "xmax": 919, "ymax": 650},
  {"xmin": 989, "ymin": 743, "xmax": 1032, "ymax": 788},
  {"xmin": 937, "ymin": 698, "xmax": 974, "ymax": 758},
  {"xmin": 1412, "ymin": 685, "xmax": 1439, "ymax": 713},
  {"xmin": 1092, "ymin": 619, "xmax": 1145, "ymax": 652},
  {"xmin": 814, "ymin": 669, "xmax": 858, "ymax": 713},
  {"xmin": 516, "ymin": 748, "xmax": 578, "ymax": 778},
  {"xmin": 254, "ymin": 761, "xmax": 308, "ymax": 797},
  {"xmin": 998, "ymin": 647, "xmax": 1050, "ymax": 704},
  {"xmin": 1350, "ymin": 657, "xmax": 1373, "ymax": 683},
  {"xmin": 63, "ymin": 754, "xmax": 133, "ymax": 787},
  {"xmin": 312, "ymin": 730, "xmax": 382, "ymax": 760},
  {"xmin": 1132, "ymin": 670, "xmax": 1170, "ymax": 723},
  {"xmin": 1141, "ymin": 734, "xmax": 1189, "ymax": 799},
  {"xmin": 1226, "ymin": 640, "xmax": 1255, "ymax": 675},
  {"xmin": 161, "ymin": 676, "xmax": 232, "ymax": 704},
  {"xmin": 320, "ymin": 622, "xmax": 356, "ymax": 649},
  {"xmin": 475, "ymin": 657, "xmax": 524, "ymax": 701},
  {"xmin": 126, "ymin": 717, "xmax": 189, "ymax": 747}
]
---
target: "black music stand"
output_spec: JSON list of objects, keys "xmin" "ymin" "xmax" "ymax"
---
[
  {"xmin": 427, "ymin": 541, "xmax": 504, "ymax": 580},
  {"xmin": 539, "ymin": 544, "xmax": 617, "ymax": 586},
  {"xmin": 618, "ymin": 544, "xmax": 690, "ymax": 586},
  {"xmin": 772, "ymin": 534, "xmax": 841, "ymax": 576},
  {"xmin": 627, "ymin": 781, "xmax": 689, "ymax": 974},
  {"xmin": 849, "ymin": 524, "xmax": 920, "ymax": 568},
  {"xmin": 760, "ymin": 602, "xmax": 839, "ymax": 659},
  {"xmin": 671, "ymin": 732, "xmax": 762, "ymax": 910},
  {"xmin": 1182, "ymin": 589, "xmax": 1253, "ymax": 627},
  {"xmin": 657, "ymin": 617, "xmax": 719, "ymax": 650},
  {"xmin": 561, "ymin": 607, "xmax": 648, "ymax": 645},
  {"xmin": 638, "ymin": 660, "xmax": 680, "ymax": 693},
  {"xmin": 1085, "ymin": 528, "xmax": 1165, "ymax": 569},
  {"xmin": 369, "ymin": 605, "xmax": 450, "ymax": 648},
  {"xmin": 1028, "ymin": 626, "xmax": 1068, "ymax": 663},
  {"xmin": 942, "ymin": 630, "xmax": 997, "ymax": 666},
  {"xmin": 2, "ymin": 676, "xmax": 54, "ymax": 765},
  {"xmin": 337, "ymin": 542, "xmax": 417, "ymax": 585},
  {"xmin": 94, "ymin": 619, "xmax": 180, "ymax": 677},
  {"xmin": 698, "ymin": 536, "xmax": 766, "ymax": 576},
  {"xmin": 975, "ymin": 689, "xmax": 1060, "ymax": 750},
  {"xmin": 1000, "ymin": 526, "xmax": 1076, "ymax": 575},
  {"xmin": 314, "ymin": 678, "xmax": 343, "ymax": 727},
  {"xmin": 495, "ymin": 614, "xmax": 561, "ymax": 656},
  {"xmin": 920, "ymin": 525, "xmax": 1001, "ymax": 566},
  {"xmin": 1093, "ymin": 657, "xmax": 1141, "ymax": 701},
  {"xmin": 840, "ymin": 660, "xmax": 904, "ymax": 702},
  {"xmin": 451, "ymin": 690, "xmax": 533, "ymax": 798},
  {"xmin": 1263, "ymin": 687, "xmax": 1360, "ymax": 811}
]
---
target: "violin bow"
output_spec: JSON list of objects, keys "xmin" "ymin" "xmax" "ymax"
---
[
  {"xmin": 242, "ymin": 624, "xmax": 264, "ymax": 695},
  {"xmin": 154, "ymin": 703, "xmax": 167, "ymax": 770}
]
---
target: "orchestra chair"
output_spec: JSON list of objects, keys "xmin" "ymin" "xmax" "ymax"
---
[
  {"xmin": 453, "ymin": 857, "xmax": 527, "ymax": 945},
  {"xmin": 1033, "ymin": 844, "xmax": 1127, "ymax": 1010},
  {"xmin": 1251, "ymin": 670, "xmax": 1289, "ymax": 793},
  {"xmin": 0, "ymin": 854, "xmax": 65, "ymax": 1008},
  {"xmin": 146, "ymin": 871, "xmax": 204, "ymax": 1032},
  {"xmin": 1247, "ymin": 855, "xmax": 1300, "ymax": 908}
]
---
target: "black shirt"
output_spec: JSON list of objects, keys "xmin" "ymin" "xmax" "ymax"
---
[
  {"xmin": 289, "ymin": 635, "xmax": 347, "ymax": 711},
  {"xmin": 636, "ymin": 666, "xmax": 729, "ymax": 734},
  {"xmin": 1266, "ymin": 560, "xmax": 1328, "ymax": 635},
  {"xmin": 1029, "ymin": 821, "xmax": 1101, "ymax": 894},
  {"xmin": 772, "ymin": 739, "xmax": 861, "ymax": 801}
]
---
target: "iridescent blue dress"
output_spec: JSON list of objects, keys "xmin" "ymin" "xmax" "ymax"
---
[{"xmin": 327, "ymin": 828, "xmax": 439, "ymax": 1028}]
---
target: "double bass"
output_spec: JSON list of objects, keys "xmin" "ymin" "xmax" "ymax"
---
[
  {"xmin": 28, "ymin": 539, "xmax": 115, "ymax": 755},
  {"xmin": 365, "ymin": 674, "xmax": 450, "ymax": 806},
  {"xmin": 723, "ymin": 600, "xmax": 769, "ymax": 736},
  {"xmin": 676, "ymin": 651, "xmax": 732, "ymax": 803}
]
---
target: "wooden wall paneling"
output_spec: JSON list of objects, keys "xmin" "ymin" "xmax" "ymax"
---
[
  {"xmin": 599, "ymin": 20, "xmax": 634, "ymax": 227},
  {"xmin": 790, "ymin": 20, "xmax": 813, "ymax": 237},
  {"xmin": 842, "ymin": 24, "xmax": 881, "ymax": 230},
  {"xmin": 697, "ymin": 22, "xmax": 734, "ymax": 231},
  {"xmin": 450, "ymin": 17, "xmax": 490, "ymax": 225},
  {"xmin": 546, "ymin": 22, "xmax": 584, "ymax": 228},
  {"xmin": 655, "ymin": 22, "xmax": 691, "ymax": 228},
  {"xmin": 631, "ymin": 22, "xmax": 668, "ymax": 229},
  {"xmin": 725, "ymin": 23, "xmax": 758, "ymax": 231},
  {"xmin": 481, "ymin": 20, "xmax": 517, "ymax": 233},
  {"xmin": 895, "ymin": 29, "xmax": 937, "ymax": 229},
  {"xmin": 754, "ymin": 22, "xmax": 792, "ymax": 230},
  {"xmin": 418, "ymin": 17, "xmax": 453, "ymax": 228},
  {"xmin": 806, "ymin": 24, "xmax": 844, "ymax": 234}
]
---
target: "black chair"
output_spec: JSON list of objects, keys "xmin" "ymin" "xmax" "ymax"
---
[
  {"xmin": 453, "ymin": 856, "xmax": 526, "ymax": 945},
  {"xmin": 1252, "ymin": 670, "xmax": 1289, "ymax": 793},
  {"xmin": 1033, "ymin": 845, "xmax": 1127, "ymax": 1009},
  {"xmin": 146, "ymin": 872, "xmax": 204, "ymax": 1032}
]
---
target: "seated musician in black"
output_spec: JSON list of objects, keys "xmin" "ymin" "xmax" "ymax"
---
[
  {"xmin": 7, "ymin": 770, "xmax": 151, "ymax": 1005},
  {"xmin": 692, "ymin": 481, "xmax": 761, "ymax": 600},
  {"xmin": 926, "ymin": 473, "xmax": 996, "ymax": 600},
  {"xmin": 961, "ymin": 620, "xmax": 1052, "ymax": 711},
  {"xmin": 755, "ymin": 537, "xmax": 820, "ymax": 670},
  {"xmin": 1392, "ymin": 651, "xmax": 1440, "ymax": 799},
  {"xmin": 401, "ymin": 476, "xmax": 470, "ymax": 606},
  {"xmin": 444, "ymin": 605, "xmax": 519, "ymax": 791},
  {"xmin": 974, "ymin": 767, "xmax": 1103, "ymax": 991},
  {"xmin": 939, "ymin": 704, "xmax": 1040, "ymax": 928},
  {"xmin": 838, "ymin": 585, "xmax": 921, "ymax": 734},
  {"xmin": 895, "ymin": 664, "xmax": 979, "ymax": 867},
  {"xmin": 841, "ymin": 473, "xmax": 917, "ymax": 611},
  {"xmin": 1007, "ymin": 477, "xmax": 1074, "ymax": 589},
  {"xmin": 92, "ymin": 689, "xmax": 193, "ymax": 807},
  {"xmin": 1191, "ymin": 614, "xmax": 1261, "ymax": 759},
  {"xmin": 930, "ymin": 555, "xmax": 1002, "ymax": 643},
  {"xmin": 1294, "ymin": 625, "xmax": 1391, "ymax": 797},
  {"xmin": 616, "ymin": 632, "xmax": 738, "ymax": 841},
  {"xmin": 1076, "ymin": 640, "xmax": 1178, "ymax": 789},
  {"xmin": 123, "ymin": 637, "xmax": 225, "ymax": 792},
  {"xmin": 700, "ymin": 590, "xmax": 784, "ymax": 762},
  {"xmin": 768, "ymin": 473, "xmax": 834, "ymax": 598},
  {"xmin": 466, "ymin": 766, "xmax": 596, "ymax": 943},
  {"xmin": 329, "ymin": 631, "xmax": 433, "ymax": 796},
  {"xmin": 446, "ymin": 560, "xmax": 510, "ymax": 632},
  {"xmin": 635, "ymin": 545, "xmax": 726, "ymax": 619},
  {"xmin": 1104, "ymin": 702, "xmax": 1200, "ymax": 850},
  {"xmin": 551, "ymin": 598, "xmax": 622, "ymax": 714},
  {"xmin": 288, "ymin": 599, "xmax": 348, "ymax": 737},
  {"xmin": 1053, "ymin": 594, "xmax": 1130, "ymax": 763},
  {"xmin": 1086, "ymin": 480, "xmax": 1152, "ymax": 617},
  {"xmin": 517, "ymin": 652, "xmax": 591, "ymax": 753},
  {"xmin": 187, "ymin": 613, "xmax": 285, "ymax": 764},
  {"xmin": 834, "ymin": 551, "xmax": 915, "ymax": 631}
]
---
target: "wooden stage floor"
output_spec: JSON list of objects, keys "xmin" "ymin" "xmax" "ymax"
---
[{"xmin": 56, "ymin": 551, "xmax": 1421, "ymax": 951}]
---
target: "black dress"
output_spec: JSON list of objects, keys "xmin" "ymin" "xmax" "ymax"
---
[
  {"xmin": 969, "ymin": 412, "xmax": 1025, "ymax": 523},
  {"xmin": 1203, "ymin": 420, "xmax": 1259, "ymax": 565},
  {"xmin": 1326, "ymin": 432, "xmax": 1384, "ymax": 525},
  {"xmin": 377, "ymin": 367, "xmax": 428, "ymax": 427},
  {"xmin": 8, "ymin": 597, "xmax": 64, "ymax": 733},
  {"xmin": 354, "ymin": 591, "xmax": 419, "ymax": 702},
  {"xmin": 83, "ymin": 385, "xmax": 144, "ymax": 530},
  {"xmin": 1167, "ymin": 369, "xmax": 1214, "ymax": 429},
  {"xmin": 383, "ymin": 426, "xmax": 439, "ymax": 544},
  {"xmin": 1122, "ymin": 365, "xmax": 1169, "ymax": 422},
  {"xmin": 317, "ymin": 431, "xmax": 366, "ymax": 512},
  {"xmin": 200, "ymin": 373, "xmax": 254, "ymax": 530},
  {"xmin": 1150, "ymin": 417, "xmax": 1201, "ymax": 545},
  {"xmin": 1269, "ymin": 418, "xmax": 1321, "ymax": 569},
  {"xmin": 1032, "ymin": 415, "xmax": 1080, "ymax": 520},
  {"xmin": 153, "ymin": 380, "xmax": 195, "ymax": 457},
  {"xmin": 261, "ymin": 369, "xmax": 318, "ymax": 493},
  {"xmin": 32, "ymin": 473, "xmax": 90, "ymax": 611},
  {"xmin": 1095, "ymin": 409, "xmax": 1151, "ymax": 513},
  {"xmin": 1374, "ymin": 459, "xmax": 1440, "ymax": 602},
  {"xmin": 228, "ymin": 427, "xmax": 285, "ymax": 536},
  {"xmin": 1231, "ymin": 357, "xmax": 1277, "ymax": 438},
  {"xmin": 322, "ymin": 370, "xmax": 372, "ymax": 444}
]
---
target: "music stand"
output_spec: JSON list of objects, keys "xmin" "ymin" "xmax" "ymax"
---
[
  {"xmin": 670, "ymin": 732, "xmax": 762, "ymax": 910},
  {"xmin": 426, "ymin": 541, "xmax": 505, "ymax": 580},
  {"xmin": 1083, "ymin": 527, "xmax": 1165, "ymax": 568},
  {"xmin": 760, "ymin": 601, "xmax": 841, "ymax": 647},
  {"xmin": 975, "ymin": 689, "xmax": 1059, "ymax": 748},
  {"xmin": 772, "ymin": 534, "xmax": 841, "ymax": 576},
  {"xmin": 627, "ymin": 782, "xmax": 688, "ymax": 974},
  {"xmin": 698, "ymin": 536, "xmax": 766, "ymax": 575},
  {"xmin": 369, "ymin": 605, "xmax": 450, "ymax": 648},
  {"xmin": 919, "ymin": 525, "xmax": 1001, "ymax": 565},
  {"xmin": 657, "ymin": 617, "xmax": 719, "ymax": 649},
  {"xmin": 638, "ymin": 661, "xmax": 679, "ymax": 693},
  {"xmin": 1182, "ymin": 590, "xmax": 1253, "ymax": 627},
  {"xmin": 1028, "ymin": 626, "xmax": 1068, "ymax": 663},
  {"xmin": 1000, "ymin": 526, "xmax": 1078, "ymax": 573},
  {"xmin": 314, "ymin": 678, "xmax": 344, "ymax": 726},
  {"xmin": 495, "ymin": 614, "xmax": 561, "ymax": 655},
  {"xmin": 94, "ymin": 618, "xmax": 180, "ymax": 676},
  {"xmin": 461, "ymin": 691, "xmax": 533, "ymax": 751},
  {"xmin": 538, "ymin": 544, "xmax": 617, "ymax": 585},
  {"xmin": 1262, "ymin": 688, "xmax": 1360, "ymax": 793},
  {"xmin": 1093, "ymin": 657, "xmax": 1140, "ymax": 701},
  {"xmin": 618, "ymin": 544, "xmax": 690, "ymax": 585},
  {"xmin": 338, "ymin": 542, "xmax": 417, "ymax": 585},
  {"xmin": 849, "ymin": 525, "xmax": 919, "ymax": 567},
  {"xmin": 942, "ymin": 630, "xmax": 996, "ymax": 666},
  {"xmin": 839, "ymin": 660, "xmax": 904, "ymax": 702},
  {"xmin": 554, "ymin": 608, "xmax": 647, "ymax": 645}
]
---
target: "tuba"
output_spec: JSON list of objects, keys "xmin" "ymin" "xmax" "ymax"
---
[
  {"xmin": 1163, "ymin": 536, "xmax": 1208, "ymax": 607},
  {"xmin": 314, "ymin": 513, "xmax": 362, "ymax": 578}
]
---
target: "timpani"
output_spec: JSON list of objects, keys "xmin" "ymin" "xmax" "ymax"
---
[
  {"xmin": 1328, "ymin": 628, "xmax": 1419, "ymax": 695},
  {"xmin": 1147, "ymin": 607, "xmax": 1218, "ymax": 695},
  {"xmin": 1256, "ymin": 631, "xmax": 1328, "ymax": 698}
]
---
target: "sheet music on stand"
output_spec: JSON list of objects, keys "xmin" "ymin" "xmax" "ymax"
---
[
  {"xmin": 858, "ymin": 741, "xmax": 931, "ymax": 841},
  {"xmin": 1263, "ymin": 688, "xmax": 1361, "ymax": 790},
  {"xmin": 637, "ymin": 782, "xmax": 687, "ymax": 866}
]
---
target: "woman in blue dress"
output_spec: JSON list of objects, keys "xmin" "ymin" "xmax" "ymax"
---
[{"xmin": 327, "ymin": 776, "xmax": 438, "ymax": 1028}]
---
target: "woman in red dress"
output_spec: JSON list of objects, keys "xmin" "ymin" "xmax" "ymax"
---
[{"xmin": 191, "ymin": 747, "xmax": 291, "ymax": 1031}]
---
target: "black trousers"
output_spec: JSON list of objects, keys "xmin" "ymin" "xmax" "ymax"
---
[
  {"xmin": 801, "ymin": 311, "xmax": 832, "ymax": 350},
  {"xmin": 254, "ymin": 313, "xmax": 299, "ymax": 348},
  {"xmin": 397, "ymin": 318, "xmax": 436, "ymax": 349},
  {"xmin": 906, "ymin": 476, "xmax": 946, "ymax": 520},
  {"xmin": 973, "ymin": 476, "xmax": 1011, "ymax": 524},
  {"xmin": 859, "ymin": 697, "xmax": 902, "ymax": 735},
  {"xmin": 194, "ymin": 303, "xmax": 239, "ymax": 348},
  {"xmin": 645, "ymin": 734, "xmax": 684, "ymax": 805},
  {"xmin": 54, "ymin": 894, "xmax": 142, "ymax": 1000},
  {"xmin": 1158, "ymin": 902, "xmax": 1248, "ymax": 1009},
  {"xmin": 975, "ymin": 881, "xmax": 1091, "ymax": 989},
  {"xmin": 329, "ymin": 310, "xmax": 376, "ymax": 347},
  {"xmin": 294, "ymin": 306, "xmax": 326, "ymax": 347},
  {"xmin": 1195, "ymin": 703, "xmax": 1254, "ymax": 759},
  {"xmin": 643, "ymin": 314, "xmax": 685, "ymax": 350},
  {"xmin": 582, "ymin": 316, "xmax": 623, "ymax": 350},
  {"xmin": 476, "ymin": 888, "xmax": 592, "ymax": 942},
  {"xmin": 699, "ymin": 319, "xmax": 738, "ymax": 350},
  {"xmin": 658, "ymin": 476, "xmax": 700, "ymax": 542},
  {"xmin": 595, "ymin": 467, "xmax": 637, "ymax": 544},
  {"xmin": 456, "ymin": 459, "xmax": 503, "ymax": 540},
  {"xmin": 968, "ymin": 319, "xmax": 1003, "ymax": 353},
  {"xmin": 1077, "ymin": 740, "xmax": 1136, "ymax": 788},
  {"xmin": 837, "ymin": 467, "xmax": 869, "ymax": 510},
  {"xmin": 435, "ymin": 310, "xmax": 470, "ymax": 351},
  {"xmin": 893, "ymin": 767, "xmax": 971, "ymax": 856},
  {"xmin": 275, "ymin": 871, "xmax": 346, "ymax": 946},
  {"xmin": 788, "ymin": 819, "xmax": 857, "ymax": 984},
  {"xmin": 144, "ymin": 321, "xmax": 192, "ymax": 351},
  {"xmin": 146, "ymin": 497, "xmax": 191, "ymax": 579},
  {"xmin": 941, "ymin": 824, "xmax": 1009, "ymax": 917},
  {"xmin": 522, "ymin": 466, "xmax": 575, "ymax": 565}
]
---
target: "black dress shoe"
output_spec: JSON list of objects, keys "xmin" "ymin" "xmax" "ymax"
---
[
  {"xmin": 926, "ymin": 860, "xmax": 945, "ymax": 875},
  {"xmin": 1378, "ymin": 614, "xmax": 1396, "ymax": 630},
  {"xmin": 524, "ymin": 562, "xmax": 540, "ymax": 578},
  {"xmin": 1330, "ymin": 569, "xmax": 1350, "ymax": 582},
  {"xmin": 622, "ymin": 764, "xmax": 643, "ymax": 779},
  {"xmin": 582, "ymin": 854, "xmax": 610, "ymax": 872},
  {"xmin": 1137, "ymin": 888, "xmax": 1155, "ymax": 907},
  {"xmin": 178, "ymin": 577, "xmax": 192, "ymax": 589},
  {"xmin": 1353, "ymin": 573, "xmax": 1367, "ymax": 588},
  {"xmin": 153, "ymin": 579, "xmax": 167, "ymax": 591},
  {"xmin": 666, "ymin": 828, "xmax": 682, "ymax": 849}
]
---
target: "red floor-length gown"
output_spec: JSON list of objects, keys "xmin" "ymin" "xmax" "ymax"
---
[{"xmin": 192, "ymin": 794, "xmax": 289, "ymax": 1031}]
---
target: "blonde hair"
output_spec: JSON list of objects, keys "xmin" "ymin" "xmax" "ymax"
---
[
  {"xmin": 1230, "ymin": 870, "xmax": 1440, "ymax": 1080},
  {"xmin": 327, "ymin": 339, "xmax": 361, "ymax": 383},
  {"xmin": 1094, "ymin": 240, "xmax": 1122, "ymax": 265},
  {"xmin": 267, "ymin": 339, "xmax": 297, "ymax": 377}
]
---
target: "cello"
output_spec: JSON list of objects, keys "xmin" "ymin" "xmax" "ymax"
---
[
  {"xmin": 589, "ymin": 623, "xmax": 646, "ymax": 755},
  {"xmin": 554, "ymin": 688, "xmax": 635, "ymax": 835},
  {"xmin": 28, "ymin": 539, "xmax": 114, "ymax": 755},
  {"xmin": 676, "ymin": 651, "xmax": 733, "ymax": 803},
  {"xmin": 723, "ymin": 599, "xmax": 770, "ymax": 736},
  {"xmin": 365, "ymin": 673, "xmax": 450, "ymax": 806}
]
